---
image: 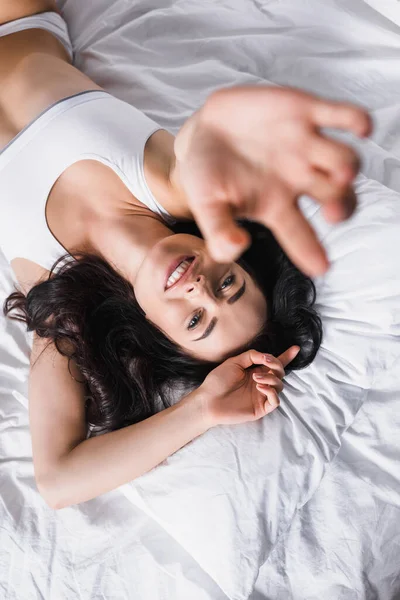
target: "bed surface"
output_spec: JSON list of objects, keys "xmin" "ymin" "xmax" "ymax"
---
[{"xmin": 1, "ymin": 1, "xmax": 400, "ymax": 598}]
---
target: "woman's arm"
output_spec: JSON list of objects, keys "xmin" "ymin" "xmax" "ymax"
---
[
  {"xmin": 30, "ymin": 335, "xmax": 209, "ymax": 509},
  {"xmin": 30, "ymin": 335, "xmax": 291, "ymax": 510}
]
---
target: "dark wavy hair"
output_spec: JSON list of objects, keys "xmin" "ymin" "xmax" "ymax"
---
[{"xmin": 4, "ymin": 221, "xmax": 322, "ymax": 434}]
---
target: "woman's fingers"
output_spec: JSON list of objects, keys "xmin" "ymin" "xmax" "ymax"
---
[
  {"xmin": 256, "ymin": 345, "xmax": 300, "ymax": 378},
  {"xmin": 234, "ymin": 346, "xmax": 299, "ymax": 373},
  {"xmin": 256, "ymin": 384, "xmax": 280, "ymax": 413},
  {"xmin": 232, "ymin": 348, "xmax": 273, "ymax": 370},
  {"xmin": 193, "ymin": 200, "xmax": 251, "ymax": 263},
  {"xmin": 298, "ymin": 165, "xmax": 357, "ymax": 223},
  {"xmin": 256, "ymin": 355, "xmax": 285, "ymax": 378},
  {"xmin": 308, "ymin": 178, "xmax": 356, "ymax": 220},
  {"xmin": 268, "ymin": 204, "xmax": 329, "ymax": 277},
  {"xmin": 308, "ymin": 136, "xmax": 360, "ymax": 183},
  {"xmin": 300, "ymin": 168, "xmax": 351, "ymax": 206},
  {"xmin": 257, "ymin": 176, "xmax": 330, "ymax": 277},
  {"xmin": 277, "ymin": 345, "xmax": 300, "ymax": 368},
  {"xmin": 253, "ymin": 364, "xmax": 284, "ymax": 380},
  {"xmin": 311, "ymin": 99, "xmax": 372, "ymax": 137},
  {"xmin": 253, "ymin": 372, "xmax": 283, "ymax": 393},
  {"xmin": 322, "ymin": 186, "xmax": 357, "ymax": 223}
]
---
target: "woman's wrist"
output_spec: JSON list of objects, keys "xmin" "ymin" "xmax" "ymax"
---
[{"xmin": 181, "ymin": 386, "xmax": 216, "ymax": 432}]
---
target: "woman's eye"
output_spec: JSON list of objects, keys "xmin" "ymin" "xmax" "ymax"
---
[
  {"xmin": 219, "ymin": 274, "xmax": 235, "ymax": 291},
  {"xmin": 187, "ymin": 311, "xmax": 202, "ymax": 330}
]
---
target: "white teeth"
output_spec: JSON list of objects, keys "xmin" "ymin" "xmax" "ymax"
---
[{"xmin": 166, "ymin": 259, "xmax": 193, "ymax": 289}]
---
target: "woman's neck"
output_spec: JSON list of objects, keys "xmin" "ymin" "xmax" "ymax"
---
[
  {"xmin": 48, "ymin": 130, "xmax": 188, "ymax": 285},
  {"xmin": 91, "ymin": 130, "xmax": 186, "ymax": 283},
  {"xmin": 143, "ymin": 129, "xmax": 192, "ymax": 220},
  {"xmin": 88, "ymin": 209, "xmax": 174, "ymax": 285}
]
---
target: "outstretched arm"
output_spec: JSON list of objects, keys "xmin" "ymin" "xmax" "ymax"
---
[{"xmin": 171, "ymin": 86, "xmax": 372, "ymax": 277}]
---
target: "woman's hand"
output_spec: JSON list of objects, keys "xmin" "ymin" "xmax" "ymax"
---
[
  {"xmin": 198, "ymin": 345, "xmax": 300, "ymax": 427},
  {"xmin": 173, "ymin": 86, "xmax": 372, "ymax": 277}
]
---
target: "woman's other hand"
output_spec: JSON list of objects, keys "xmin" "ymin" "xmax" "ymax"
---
[
  {"xmin": 173, "ymin": 86, "xmax": 372, "ymax": 277},
  {"xmin": 198, "ymin": 345, "xmax": 300, "ymax": 427}
]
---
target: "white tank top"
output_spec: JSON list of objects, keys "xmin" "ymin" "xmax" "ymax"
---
[{"xmin": 0, "ymin": 14, "xmax": 172, "ymax": 272}]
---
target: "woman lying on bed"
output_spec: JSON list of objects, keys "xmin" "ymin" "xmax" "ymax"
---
[{"xmin": 1, "ymin": 1, "xmax": 371, "ymax": 509}]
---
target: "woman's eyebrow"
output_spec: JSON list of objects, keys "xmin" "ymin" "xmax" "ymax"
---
[
  {"xmin": 227, "ymin": 280, "xmax": 246, "ymax": 305},
  {"xmin": 194, "ymin": 317, "xmax": 217, "ymax": 341},
  {"xmin": 194, "ymin": 280, "xmax": 246, "ymax": 341}
]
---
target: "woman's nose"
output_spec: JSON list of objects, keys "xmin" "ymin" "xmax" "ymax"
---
[{"xmin": 184, "ymin": 274, "xmax": 205, "ymax": 295}]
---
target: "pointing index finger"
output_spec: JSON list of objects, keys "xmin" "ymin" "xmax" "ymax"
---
[{"xmin": 277, "ymin": 345, "xmax": 301, "ymax": 368}]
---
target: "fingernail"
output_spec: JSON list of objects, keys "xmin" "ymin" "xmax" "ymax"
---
[
  {"xmin": 229, "ymin": 230, "xmax": 246, "ymax": 245},
  {"xmin": 264, "ymin": 354, "xmax": 274, "ymax": 363}
]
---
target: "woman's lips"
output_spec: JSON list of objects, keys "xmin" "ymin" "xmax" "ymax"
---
[{"xmin": 164, "ymin": 256, "xmax": 196, "ymax": 291}]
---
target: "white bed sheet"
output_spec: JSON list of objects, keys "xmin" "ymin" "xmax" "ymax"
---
[{"xmin": 1, "ymin": 0, "xmax": 400, "ymax": 598}]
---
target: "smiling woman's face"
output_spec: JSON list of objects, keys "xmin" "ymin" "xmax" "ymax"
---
[{"xmin": 133, "ymin": 234, "xmax": 267, "ymax": 362}]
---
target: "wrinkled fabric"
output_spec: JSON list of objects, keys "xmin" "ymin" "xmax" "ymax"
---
[
  {"xmin": 1, "ymin": 0, "xmax": 400, "ymax": 598},
  {"xmin": 121, "ymin": 176, "xmax": 400, "ymax": 600}
]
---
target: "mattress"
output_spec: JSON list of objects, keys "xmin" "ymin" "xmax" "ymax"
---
[{"xmin": 1, "ymin": 1, "xmax": 400, "ymax": 598}]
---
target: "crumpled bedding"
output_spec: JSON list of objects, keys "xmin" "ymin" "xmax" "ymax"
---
[
  {"xmin": 0, "ymin": 0, "xmax": 399, "ymax": 598},
  {"xmin": 121, "ymin": 176, "xmax": 400, "ymax": 600}
]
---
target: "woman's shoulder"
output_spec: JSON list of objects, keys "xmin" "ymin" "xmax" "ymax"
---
[{"xmin": 11, "ymin": 257, "xmax": 50, "ymax": 295}]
